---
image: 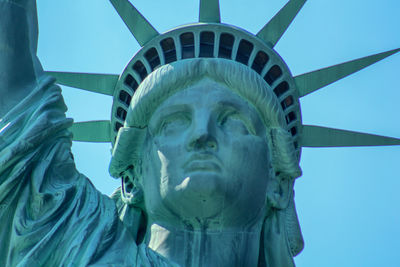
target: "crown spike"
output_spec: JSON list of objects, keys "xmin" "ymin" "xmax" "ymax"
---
[
  {"xmin": 256, "ymin": 0, "xmax": 306, "ymax": 47},
  {"xmin": 46, "ymin": 71, "xmax": 118, "ymax": 96},
  {"xmin": 295, "ymin": 48, "xmax": 400, "ymax": 97},
  {"xmin": 199, "ymin": 0, "xmax": 221, "ymax": 23},
  {"xmin": 70, "ymin": 121, "xmax": 111, "ymax": 142},
  {"xmin": 301, "ymin": 125, "xmax": 400, "ymax": 147},
  {"xmin": 109, "ymin": 0, "xmax": 159, "ymax": 46}
]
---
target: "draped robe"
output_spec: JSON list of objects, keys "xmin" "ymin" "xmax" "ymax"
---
[{"xmin": 0, "ymin": 74, "xmax": 178, "ymax": 266}]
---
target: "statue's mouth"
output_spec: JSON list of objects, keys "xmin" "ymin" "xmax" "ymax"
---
[
  {"xmin": 185, "ymin": 160, "xmax": 221, "ymax": 173},
  {"xmin": 183, "ymin": 152, "xmax": 222, "ymax": 173}
]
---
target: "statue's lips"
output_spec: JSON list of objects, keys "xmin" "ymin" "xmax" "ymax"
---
[{"xmin": 183, "ymin": 153, "xmax": 221, "ymax": 173}]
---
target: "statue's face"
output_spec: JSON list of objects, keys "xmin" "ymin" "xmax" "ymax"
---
[{"xmin": 141, "ymin": 78, "xmax": 271, "ymax": 228}]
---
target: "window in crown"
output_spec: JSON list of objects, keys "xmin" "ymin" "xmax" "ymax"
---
[
  {"xmin": 115, "ymin": 122, "xmax": 123, "ymax": 132},
  {"xmin": 218, "ymin": 33, "xmax": 234, "ymax": 59},
  {"xmin": 199, "ymin": 31, "xmax": 215, "ymax": 58},
  {"xmin": 264, "ymin": 65, "xmax": 282, "ymax": 85},
  {"xmin": 235, "ymin": 39, "xmax": 254, "ymax": 65},
  {"xmin": 290, "ymin": 126, "xmax": 297, "ymax": 136},
  {"xmin": 132, "ymin": 60, "xmax": 147, "ymax": 81},
  {"xmin": 281, "ymin": 95, "xmax": 294, "ymax": 110},
  {"xmin": 273, "ymin": 81, "xmax": 289, "ymax": 98},
  {"xmin": 161, "ymin": 38, "xmax": 177, "ymax": 64},
  {"xmin": 285, "ymin": 111, "xmax": 296, "ymax": 124},
  {"xmin": 124, "ymin": 74, "xmax": 138, "ymax": 91},
  {"xmin": 251, "ymin": 51, "xmax": 269, "ymax": 74},
  {"xmin": 119, "ymin": 90, "xmax": 132, "ymax": 107},
  {"xmin": 116, "ymin": 107, "xmax": 127, "ymax": 121},
  {"xmin": 180, "ymin": 32, "xmax": 195, "ymax": 59},
  {"xmin": 145, "ymin": 47, "xmax": 161, "ymax": 71}
]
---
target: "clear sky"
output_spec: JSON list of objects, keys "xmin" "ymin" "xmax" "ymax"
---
[{"xmin": 36, "ymin": 0, "xmax": 400, "ymax": 266}]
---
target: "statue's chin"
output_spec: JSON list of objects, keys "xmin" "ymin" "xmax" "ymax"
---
[{"xmin": 164, "ymin": 171, "xmax": 231, "ymax": 221}]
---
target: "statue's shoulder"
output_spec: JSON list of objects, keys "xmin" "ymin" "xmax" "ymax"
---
[{"xmin": 107, "ymin": 187, "xmax": 178, "ymax": 267}]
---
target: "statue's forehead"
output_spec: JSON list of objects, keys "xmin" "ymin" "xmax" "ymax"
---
[{"xmin": 153, "ymin": 78, "xmax": 252, "ymax": 113}]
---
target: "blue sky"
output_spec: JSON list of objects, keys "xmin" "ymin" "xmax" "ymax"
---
[{"xmin": 36, "ymin": 0, "xmax": 400, "ymax": 266}]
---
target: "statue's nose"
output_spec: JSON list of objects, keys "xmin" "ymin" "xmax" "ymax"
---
[{"xmin": 186, "ymin": 116, "xmax": 217, "ymax": 151}]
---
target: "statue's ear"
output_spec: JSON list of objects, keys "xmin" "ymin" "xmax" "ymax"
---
[
  {"xmin": 121, "ymin": 165, "xmax": 144, "ymax": 209},
  {"xmin": 266, "ymin": 174, "xmax": 293, "ymax": 210}
]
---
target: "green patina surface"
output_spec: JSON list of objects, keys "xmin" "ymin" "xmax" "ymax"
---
[{"xmin": 0, "ymin": 0, "xmax": 399, "ymax": 267}]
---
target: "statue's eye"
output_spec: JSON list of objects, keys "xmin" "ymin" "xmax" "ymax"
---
[
  {"xmin": 218, "ymin": 110, "xmax": 253, "ymax": 135},
  {"xmin": 159, "ymin": 113, "xmax": 190, "ymax": 136}
]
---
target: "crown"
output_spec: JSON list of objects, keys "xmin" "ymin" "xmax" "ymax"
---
[{"xmin": 45, "ymin": 0, "xmax": 400, "ymax": 162}]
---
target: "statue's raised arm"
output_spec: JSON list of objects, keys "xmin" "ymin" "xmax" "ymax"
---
[
  {"xmin": 0, "ymin": 1, "xmax": 175, "ymax": 266},
  {"xmin": 0, "ymin": 0, "xmax": 42, "ymax": 116}
]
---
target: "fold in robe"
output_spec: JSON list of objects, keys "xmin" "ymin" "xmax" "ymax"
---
[{"xmin": 0, "ymin": 76, "xmax": 175, "ymax": 267}]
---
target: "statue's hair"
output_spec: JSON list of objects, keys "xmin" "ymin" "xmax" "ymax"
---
[{"xmin": 110, "ymin": 58, "xmax": 301, "ymax": 180}]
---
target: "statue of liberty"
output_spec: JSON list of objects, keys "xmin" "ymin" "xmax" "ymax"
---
[{"xmin": 1, "ymin": 0, "xmax": 399, "ymax": 266}]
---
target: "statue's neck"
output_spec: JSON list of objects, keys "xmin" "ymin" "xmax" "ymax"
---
[{"xmin": 147, "ymin": 223, "xmax": 262, "ymax": 267}]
